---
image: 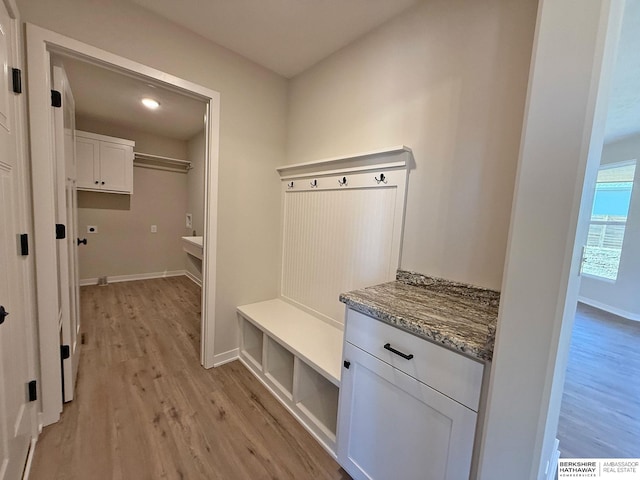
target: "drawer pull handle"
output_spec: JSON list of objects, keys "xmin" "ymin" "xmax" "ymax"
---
[{"xmin": 383, "ymin": 343, "xmax": 414, "ymax": 360}]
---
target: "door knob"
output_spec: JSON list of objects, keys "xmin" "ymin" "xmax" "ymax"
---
[
  {"xmin": 0, "ymin": 306, "xmax": 8, "ymax": 325},
  {"xmin": 77, "ymin": 238, "xmax": 87, "ymax": 245}
]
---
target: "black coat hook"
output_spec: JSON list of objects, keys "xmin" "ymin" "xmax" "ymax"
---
[
  {"xmin": 338, "ymin": 176, "xmax": 347, "ymax": 186},
  {"xmin": 310, "ymin": 179, "xmax": 318, "ymax": 188},
  {"xmin": 287, "ymin": 181, "xmax": 294, "ymax": 189},
  {"xmin": 375, "ymin": 173, "xmax": 387, "ymax": 184}
]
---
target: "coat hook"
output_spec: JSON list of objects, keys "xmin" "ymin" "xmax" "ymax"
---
[
  {"xmin": 375, "ymin": 173, "xmax": 387, "ymax": 184},
  {"xmin": 338, "ymin": 176, "xmax": 347, "ymax": 186},
  {"xmin": 310, "ymin": 179, "xmax": 318, "ymax": 188},
  {"xmin": 287, "ymin": 181, "xmax": 294, "ymax": 189}
]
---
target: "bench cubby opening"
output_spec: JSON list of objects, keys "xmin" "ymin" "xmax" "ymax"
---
[
  {"xmin": 240, "ymin": 319, "xmax": 263, "ymax": 369},
  {"xmin": 295, "ymin": 359, "xmax": 339, "ymax": 442},
  {"xmin": 265, "ymin": 337, "xmax": 295, "ymax": 399}
]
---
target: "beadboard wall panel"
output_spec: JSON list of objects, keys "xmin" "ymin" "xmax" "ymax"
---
[{"xmin": 281, "ymin": 184, "xmax": 400, "ymax": 326}]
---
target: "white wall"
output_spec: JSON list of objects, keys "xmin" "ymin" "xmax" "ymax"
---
[
  {"xmin": 579, "ymin": 134, "xmax": 640, "ymax": 320},
  {"xmin": 77, "ymin": 115, "xmax": 189, "ymax": 159},
  {"xmin": 286, "ymin": 0, "xmax": 538, "ymax": 290},
  {"xmin": 77, "ymin": 170, "xmax": 188, "ymax": 281},
  {"xmin": 17, "ymin": 0, "xmax": 288, "ymax": 357},
  {"xmin": 75, "ymin": 116, "xmax": 190, "ymax": 281}
]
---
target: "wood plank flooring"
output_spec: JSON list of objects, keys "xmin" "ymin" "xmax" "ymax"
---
[
  {"xmin": 29, "ymin": 277, "xmax": 350, "ymax": 480},
  {"xmin": 557, "ymin": 303, "xmax": 640, "ymax": 458}
]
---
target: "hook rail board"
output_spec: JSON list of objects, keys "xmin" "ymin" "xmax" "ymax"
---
[
  {"xmin": 276, "ymin": 145, "xmax": 412, "ymax": 180},
  {"xmin": 278, "ymin": 146, "xmax": 411, "ymax": 328}
]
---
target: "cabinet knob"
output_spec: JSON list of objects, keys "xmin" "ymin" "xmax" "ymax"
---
[
  {"xmin": 101, "ymin": 181, "xmax": 105, "ymax": 185},
  {"xmin": 0, "ymin": 306, "xmax": 8, "ymax": 325},
  {"xmin": 94, "ymin": 181, "xmax": 99, "ymax": 184},
  {"xmin": 343, "ymin": 360, "xmax": 350, "ymax": 369}
]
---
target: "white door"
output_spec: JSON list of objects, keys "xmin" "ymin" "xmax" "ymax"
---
[
  {"xmin": 337, "ymin": 342, "xmax": 477, "ymax": 480},
  {"xmin": 0, "ymin": 2, "xmax": 35, "ymax": 478},
  {"xmin": 52, "ymin": 64, "xmax": 81, "ymax": 402}
]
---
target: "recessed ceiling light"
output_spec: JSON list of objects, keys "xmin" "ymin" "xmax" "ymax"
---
[{"xmin": 142, "ymin": 98, "xmax": 160, "ymax": 110}]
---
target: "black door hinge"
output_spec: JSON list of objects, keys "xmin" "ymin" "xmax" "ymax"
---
[
  {"xmin": 19, "ymin": 233, "xmax": 28, "ymax": 255},
  {"xmin": 60, "ymin": 345, "xmax": 70, "ymax": 360},
  {"xmin": 51, "ymin": 89, "xmax": 62, "ymax": 108},
  {"xmin": 28, "ymin": 380, "xmax": 37, "ymax": 402},
  {"xmin": 343, "ymin": 360, "xmax": 351, "ymax": 369},
  {"xmin": 55, "ymin": 224, "xmax": 66, "ymax": 239},
  {"xmin": 12, "ymin": 68, "xmax": 22, "ymax": 94}
]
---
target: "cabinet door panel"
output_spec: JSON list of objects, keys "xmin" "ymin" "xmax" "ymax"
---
[
  {"xmin": 99, "ymin": 141, "xmax": 132, "ymax": 192},
  {"xmin": 337, "ymin": 343, "xmax": 477, "ymax": 480},
  {"xmin": 75, "ymin": 136, "xmax": 99, "ymax": 189}
]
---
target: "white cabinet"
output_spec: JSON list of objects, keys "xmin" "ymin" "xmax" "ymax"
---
[
  {"xmin": 76, "ymin": 130, "xmax": 134, "ymax": 194},
  {"xmin": 337, "ymin": 309, "xmax": 483, "ymax": 480}
]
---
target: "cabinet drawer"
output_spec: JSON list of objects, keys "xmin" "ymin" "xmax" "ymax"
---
[{"xmin": 345, "ymin": 308, "xmax": 483, "ymax": 411}]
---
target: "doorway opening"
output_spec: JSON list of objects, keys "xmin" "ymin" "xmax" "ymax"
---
[
  {"xmin": 26, "ymin": 24, "xmax": 220, "ymax": 427},
  {"xmin": 557, "ymin": 0, "xmax": 640, "ymax": 462}
]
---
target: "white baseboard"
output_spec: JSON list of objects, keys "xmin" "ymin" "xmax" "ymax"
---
[
  {"xmin": 22, "ymin": 437, "xmax": 37, "ymax": 479},
  {"xmin": 80, "ymin": 270, "xmax": 186, "ymax": 286},
  {"xmin": 545, "ymin": 438, "xmax": 560, "ymax": 480},
  {"xmin": 578, "ymin": 296, "xmax": 640, "ymax": 322},
  {"xmin": 213, "ymin": 348, "xmax": 239, "ymax": 367},
  {"xmin": 184, "ymin": 270, "xmax": 202, "ymax": 287}
]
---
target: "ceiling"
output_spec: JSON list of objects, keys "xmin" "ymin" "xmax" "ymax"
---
[
  {"xmin": 55, "ymin": 1, "xmax": 421, "ymax": 141},
  {"xmin": 129, "ymin": 0, "xmax": 421, "ymax": 78},
  {"xmin": 57, "ymin": 0, "xmax": 638, "ymax": 145},
  {"xmin": 58, "ymin": 55, "xmax": 207, "ymax": 141},
  {"xmin": 604, "ymin": 0, "xmax": 640, "ymax": 144}
]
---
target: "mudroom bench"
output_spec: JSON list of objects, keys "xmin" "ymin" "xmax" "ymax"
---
[
  {"xmin": 237, "ymin": 299, "xmax": 343, "ymax": 456},
  {"xmin": 236, "ymin": 145, "xmax": 412, "ymax": 458}
]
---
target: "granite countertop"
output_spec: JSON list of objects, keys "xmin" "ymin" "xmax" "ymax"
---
[{"xmin": 339, "ymin": 270, "xmax": 500, "ymax": 361}]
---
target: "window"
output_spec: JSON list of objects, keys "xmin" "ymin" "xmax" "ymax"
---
[{"xmin": 582, "ymin": 160, "xmax": 636, "ymax": 281}]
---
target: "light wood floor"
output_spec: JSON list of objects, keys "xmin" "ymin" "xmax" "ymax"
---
[
  {"xmin": 30, "ymin": 276, "xmax": 349, "ymax": 480},
  {"xmin": 557, "ymin": 303, "xmax": 640, "ymax": 458}
]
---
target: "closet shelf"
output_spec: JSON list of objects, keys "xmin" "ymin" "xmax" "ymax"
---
[
  {"xmin": 276, "ymin": 145, "xmax": 412, "ymax": 179},
  {"xmin": 134, "ymin": 151, "xmax": 192, "ymax": 172}
]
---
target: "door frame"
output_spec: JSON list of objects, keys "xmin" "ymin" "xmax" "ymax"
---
[
  {"xmin": 25, "ymin": 23, "xmax": 221, "ymax": 426},
  {"xmin": 476, "ymin": 0, "xmax": 625, "ymax": 478}
]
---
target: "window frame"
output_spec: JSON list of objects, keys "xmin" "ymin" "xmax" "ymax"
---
[{"xmin": 581, "ymin": 159, "xmax": 637, "ymax": 282}]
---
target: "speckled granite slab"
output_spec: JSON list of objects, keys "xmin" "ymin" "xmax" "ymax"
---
[{"xmin": 339, "ymin": 271, "xmax": 500, "ymax": 361}]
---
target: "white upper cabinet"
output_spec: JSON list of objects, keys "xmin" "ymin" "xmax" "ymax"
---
[
  {"xmin": 75, "ymin": 135, "xmax": 98, "ymax": 187},
  {"xmin": 75, "ymin": 130, "xmax": 134, "ymax": 194}
]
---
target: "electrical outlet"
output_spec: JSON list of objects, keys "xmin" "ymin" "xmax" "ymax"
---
[
  {"xmin": 87, "ymin": 225, "xmax": 98, "ymax": 234},
  {"xmin": 186, "ymin": 213, "xmax": 193, "ymax": 229},
  {"xmin": 151, "ymin": 225, "xmax": 157, "ymax": 233}
]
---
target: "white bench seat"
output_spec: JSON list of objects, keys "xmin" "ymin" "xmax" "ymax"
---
[{"xmin": 237, "ymin": 299, "xmax": 343, "ymax": 385}]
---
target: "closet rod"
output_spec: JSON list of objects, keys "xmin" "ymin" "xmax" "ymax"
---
[
  {"xmin": 133, "ymin": 163, "xmax": 188, "ymax": 174},
  {"xmin": 134, "ymin": 151, "xmax": 192, "ymax": 169}
]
